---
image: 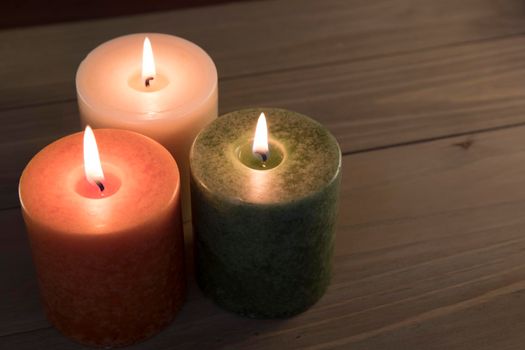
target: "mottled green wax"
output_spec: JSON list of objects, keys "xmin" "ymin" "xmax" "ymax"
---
[{"xmin": 190, "ymin": 108, "xmax": 341, "ymax": 318}]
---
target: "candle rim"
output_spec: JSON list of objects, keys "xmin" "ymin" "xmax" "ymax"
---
[
  {"xmin": 190, "ymin": 107, "xmax": 342, "ymax": 205},
  {"xmin": 19, "ymin": 129, "xmax": 181, "ymax": 235},
  {"xmin": 77, "ymin": 78, "xmax": 218, "ymax": 119},
  {"xmin": 76, "ymin": 33, "xmax": 218, "ymax": 119}
]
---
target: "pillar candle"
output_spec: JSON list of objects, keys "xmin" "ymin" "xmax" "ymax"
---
[
  {"xmin": 190, "ymin": 108, "xmax": 341, "ymax": 318},
  {"xmin": 76, "ymin": 33, "xmax": 218, "ymax": 221},
  {"xmin": 19, "ymin": 128, "xmax": 185, "ymax": 347}
]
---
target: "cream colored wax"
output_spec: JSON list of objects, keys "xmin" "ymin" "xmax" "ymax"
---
[{"xmin": 76, "ymin": 33, "xmax": 218, "ymax": 220}]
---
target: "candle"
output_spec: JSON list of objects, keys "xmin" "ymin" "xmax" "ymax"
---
[
  {"xmin": 76, "ymin": 33, "xmax": 218, "ymax": 221},
  {"xmin": 190, "ymin": 108, "xmax": 341, "ymax": 318},
  {"xmin": 19, "ymin": 128, "xmax": 185, "ymax": 347}
]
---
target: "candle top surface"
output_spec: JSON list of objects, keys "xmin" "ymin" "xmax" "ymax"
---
[
  {"xmin": 76, "ymin": 33, "xmax": 217, "ymax": 119},
  {"xmin": 190, "ymin": 108, "xmax": 341, "ymax": 204},
  {"xmin": 19, "ymin": 129, "xmax": 180, "ymax": 235}
]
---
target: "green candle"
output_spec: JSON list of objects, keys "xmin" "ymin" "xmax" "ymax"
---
[{"xmin": 190, "ymin": 108, "xmax": 341, "ymax": 318}]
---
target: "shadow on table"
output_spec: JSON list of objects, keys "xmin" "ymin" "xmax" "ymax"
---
[{"xmin": 1, "ymin": 216, "xmax": 291, "ymax": 349}]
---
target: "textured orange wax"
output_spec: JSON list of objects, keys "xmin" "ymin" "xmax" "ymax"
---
[{"xmin": 19, "ymin": 129, "xmax": 185, "ymax": 347}]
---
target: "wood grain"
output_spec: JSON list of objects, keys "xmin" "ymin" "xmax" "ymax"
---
[
  {"xmin": 0, "ymin": 209, "xmax": 44, "ymax": 337},
  {"xmin": 3, "ymin": 0, "xmax": 525, "ymax": 348},
  {"xmin": 221, "ymin": 34, "xmax": 525, "ymax": 152},
  {"xmin": 0, "ymin": 0, "xmax": 237, "ymax": 29},
  {"xmin": 4, "ymin": 125, "xmax": 525, "ymax": 348},
  {"xmin": 1, "ymin": 0, "xmax": 525, "ymax": 110},
  {"xmin": 3, "ymin": 34, "xmax": 525, "ymax": 209}
]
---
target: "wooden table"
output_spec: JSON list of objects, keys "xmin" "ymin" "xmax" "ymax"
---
[{"xmin": 2, "ymin": 0, "xmax": 525, "ymax": 348}]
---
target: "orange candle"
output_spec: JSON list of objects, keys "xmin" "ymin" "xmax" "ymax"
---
[{"xmin": 19, "ymin": 128, "xmax": 185, "ymax": 347}]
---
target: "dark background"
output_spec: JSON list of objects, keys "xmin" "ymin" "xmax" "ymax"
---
[{"xmin": 1, "ymin": 0, "xmax": 243, "ymax": 29}]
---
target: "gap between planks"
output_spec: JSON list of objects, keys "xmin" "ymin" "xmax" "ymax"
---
[
  {"xmin": 4, "ymin": 118, "xmax": 525, "ymax": 214},
  {"xmin": 3, "ymin": 30, "xmax": 525, "ymax": 115}
]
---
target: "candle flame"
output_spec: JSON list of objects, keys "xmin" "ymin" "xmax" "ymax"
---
[
  {"xmin": 252, "ymin": 112, "xmax": 269, "ymax": 161},
  {"xmin": 142, "ymin": 37, "xmax": 156, "ymax": 86},
  {"xmin": 83, "ymin": 126, "xmax": 105, "ymax": 188}
]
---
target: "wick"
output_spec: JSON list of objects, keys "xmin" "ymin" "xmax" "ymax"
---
[
  {"xmin": 145, "ymin": 77, "xmax": 154, "ymax": 87},
  {"xmin": 95, "ymin": 181, "xmax": 105, "ymax": 192},
  {"xmin": 255, "ymin": 152, "xmax": 268, "ymax": 162}
]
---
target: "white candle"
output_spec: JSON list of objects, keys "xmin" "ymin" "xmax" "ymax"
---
[{"xmin": 76, "ymin": 33, "xmax": 218, "ymax": 220}]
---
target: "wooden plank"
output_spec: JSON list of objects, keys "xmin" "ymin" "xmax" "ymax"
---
[
  {"xmin": 337, "ymin": 290, "xmax": 525, "ymax": 350},
  {"xmin": 0, "ymin": 103, "xmax": 80, "ymax": 209},
  {"xmin": 3, "ymin": 34, "xmax": 525, "ymax": 208},
  {"xmin": 221, "ymin": 34, "xmax": 525, "ymax": 153},
  {"xmin": 1, "ymin": 0, "xmax": 525, "ymax": 110},
  {"xmin": 0, "ymin": 0, "xmax": 236, "ymax": 29},
  {"xmin": 0, "ymin": 209, "xmax": 45, "ymax": 337},
  {"xmin": 4, "ymin": 125, "xmax": 525, "ymax": 348}
]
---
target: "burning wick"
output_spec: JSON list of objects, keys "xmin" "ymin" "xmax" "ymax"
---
[
  {"xmin": 255, "ymin": 152, "xmax": 268, "ymax": 162},
  {"xmin": 252, "ymin": 112, "xmax": 269, "ymax": 163},
  {"xmin": 83, "ymin": 125, "xmax": 105, "ymax": 194},
  {"xmin": 142, "ymin": 37, "xmax": 156, "ymax": 89},
  {"xmin": 95, "ymin": 181, "xmax": 105, "ymax": 192}
]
